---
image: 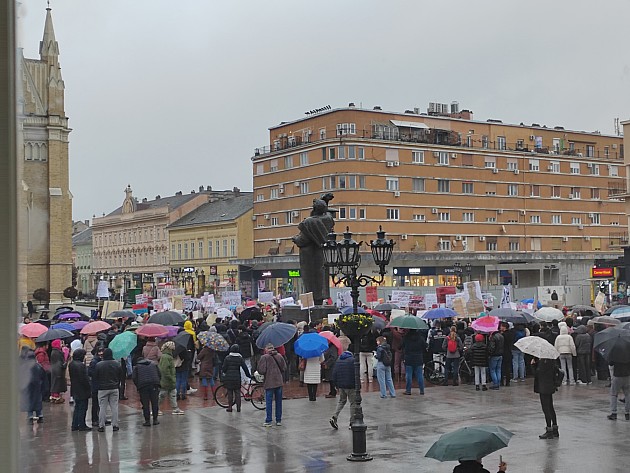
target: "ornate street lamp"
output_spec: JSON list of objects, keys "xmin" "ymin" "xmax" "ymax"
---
[{"xmin": 323, "ymin": 226, "xmax": 395, "ymax": 462}]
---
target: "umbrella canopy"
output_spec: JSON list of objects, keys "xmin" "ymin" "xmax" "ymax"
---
[
  {"xmin": 136, "ymin": 323, "xmax": 169, "ymax": 338},
  {"xmin": 36, "ymin": 328, "xmax": 74, "ymax": 342},
  {"xmin": 605, "ymin": 305, "xmax": 630, "ymax": 316},
  {"xmin": 340, "ymin": 306, "xmax": 368, "ymax": 315},
  {"xmin": 318, "ymin": 330, "xmax": 343, "ymax": 355},
  {"xmin": 533, "ymin": 307, "xmax": 564, "ymax": 323},
  {"xmin": 19, "ymin": 323, "xmax": 48, "ymax": 338},
  {"xmin": 388, "ymin": 315, "xmax": 429, "ymax": 330},
  {"xmin": 619, "ymin": 322, "xmax": 630, "ymax": 330},
  {"xmin": 198, "ymin": 331, "xmax": 230, "ymax": 351},
  {"xmin": 55, "ymin": 306, "xmax": 75, "ymax": 314},
  {"xmin": 610, "ymin": 306, "xmax": 630, "ymax": 318},
  {"xmin": 70, "ymin": 320, "xmax": 89, "ymax": 331},
  {"xmin": 425, "ymin": 424, "xmax": 514, "ymax": 462},
  {"xmin": 51, "ymin": 322, "xmax": 76, "ymax": 332},
  {"xmin": 255, "ymin": 322, "xmax": 297, "ymax": 349},
  {"xmin": 106, "ymin": 310, "xmax": 136, "ymax": 320},
  {"xmin": 488, "ymin": 308, "xmax": 536, "ymax": 325},
  {"xmin": 173, "ymin": 331, "xmax": 192, "ymax": 356},
  {"xmin": 594, "ymin": 327, "xmax": 630, "ymax": 363},
  {"xmin": 570, "ymin": 305, "xmax": 600, "ymax": 316},
  {"xmin": 109, "ymin": 331, "xmax": 138, "ymax": 360},
  {"xmin": 520, "ymin": 298, "xmax": 543, "ymax": 309},
  {"xmin": 514, "ymin": 336, "xmax": 559, "ymax": 359},
  {"xmin": 423, "ymin": 307, "xmax": 458, "ymax": 320},
  {"xmin": 32, "ymin": 319, "xmax": 51, "ymax": 328},
  {"xmin": 372, "ymin": 315, "xmax": 387, "ymax": 331},
  {"xmin": 157, "ymin": 326, "xmax": 181, "ymax": 338},
  {"xmin": 588, "ymin": 316, "xmax": 622, "ymax": 327},
  {"xmin": 80, "ymin": 320, "xmax": 111, "ymax": 335},
  {"xmin": 471, "ymin": 315, "xmax": 500, "ymax": 334},
  {"xmin": 366, "ymin": 309, "xmax": 387, "ymax": 320},
  {"xmin": 374, "ymin": 303, "xmax": 399, "ymax": 312},
  {"xmin": 148, "ymin": 311, "xmax": 185, "ymax": 326},
  {"xmin": 294, "ymin": 333, "xmax": 329, "ymax": 358},
  {"xmin": 56, "ymin": 311, "xmax": 85, "ymax": 321}
]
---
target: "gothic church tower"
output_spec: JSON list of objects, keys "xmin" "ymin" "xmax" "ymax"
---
[{"xmin": 17, "ymin": 7, "xmax": 72, "ymax": 306}]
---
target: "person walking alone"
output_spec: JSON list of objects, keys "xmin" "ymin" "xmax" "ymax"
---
[
  {"xmin": 133, "ymin": 356, "xmax": 161, "ymax": 426},
  {"xmin": 94, "ymin": 348, "xmax": 122, "ymax": 432},
  {"xmin": 329, "ymin": 341, "xmax": 357, "ymax": 430},
  {"xmin": 257, "ymin": 343, "xmax": 287, "ymax": 427}
]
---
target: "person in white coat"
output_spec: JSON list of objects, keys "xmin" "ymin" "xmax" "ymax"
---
[
  {"xmin": 304, "ymin": 354, "xmax": 324, "ymax": 401},
  {"xmin": 554, "ymin": 322, "xmax": 576, "ymax": 385}
]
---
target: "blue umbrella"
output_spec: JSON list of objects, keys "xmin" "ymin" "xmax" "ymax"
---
[
  {"xmin": 294, "ymin": 333, "xmax": 329, "ymax": 358},
  {"xmin": 51, "ymin": 322, "xmax": 76, "ymax": 332},
  {"xmin": 340, "ymin": 306, "xmax": 367, "ymax": 315},
  {"xmin": 255, "ymin": 322, "xmax": 297, "ymax": 349},
  {"xmin": 520, "ymin": 298, "xmax": 543, "ymax": 309},
  {"xmin": 423, "ymin": 308, "xmax": 458, "ymax": 320}
]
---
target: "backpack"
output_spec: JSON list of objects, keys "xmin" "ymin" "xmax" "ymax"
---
[
  {"xmin": 447, "ymin": 337, "xmax": 458, "ymax": 354},
  {"xmin": 381, "ymin": 347, "xmax": 392, "ymax": 367},
  {"xmin": 553, "ymin": 365, "xmax": 564, "ymax": 388}
]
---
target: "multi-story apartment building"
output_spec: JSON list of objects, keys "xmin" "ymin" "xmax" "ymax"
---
[
  {"xmin": 72, "ymin": 226, "xmax": 93, "ymax": 296},
  {"xmin": 246, "ymin": 104, "xmax": 625, "ymax": 297},
  {"xmin": 92, "ymin": 185, "xmax": 237, "ymax": 296},
  {"xmin": 167, "ymin": 191, "xmax": 253, "ymax": 297}
]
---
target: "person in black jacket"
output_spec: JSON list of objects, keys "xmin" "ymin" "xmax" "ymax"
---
[
  {"xmin": 453, "ymin": 458, "xmax": 507, "ymax": 472},
  {"xmin": 532, "ymin": 357, "xmax": 559, "ymax": 439},
  {"xmin": 94, "ymin": 348, "xmax": 122, "ymax": 432},
  {"xmin": 329, "ymin": 349, "xmax": 357, "ymax": 430},
  {"xmin": 236, "ymin": 327, "xmax": 254, "ymax": 383},
  {"xmin": 222, "ymin": 344, "xmax": 252, "ymax": 412},
  {"xmin": 69, "ymin": 349, "xmax": 92, "ymax": 431},
  {"xmin": 471, "ymin": 334, "xmax": 489, "ymax": 391},
  {"xmin": 132, "ymin": 358, "xmax": 162, "ymax": 426},
  {"xmin": 358, "ymin": 330, "xmax": 377, "ymax": 383},
  {"xmin": 88, "ymin": 346, "xmax": 104, "ymax": 426},
  {"xmin": 402, "ymin": 330, "xmax": 427, "ymax": 395},
  {"xmin": 499, "ymin": 322, "xmax": 513, "ymax": 386}
]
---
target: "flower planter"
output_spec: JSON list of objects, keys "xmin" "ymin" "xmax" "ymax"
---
[{"xmin": 337, "ymin": 314, "xmax": 373, "ymax": 339}]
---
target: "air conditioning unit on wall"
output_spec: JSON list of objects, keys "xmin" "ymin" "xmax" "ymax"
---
[
  {"xmin": 479, "ymin": 236, "xmax": 486, "ymax": 241},
  {"xmin": 431, "ymin": 208, "xmax": 438, "ymax": 214},
  {"xmin": 401, "ymin": 234, "xmax": 408, "ymax": 240}
]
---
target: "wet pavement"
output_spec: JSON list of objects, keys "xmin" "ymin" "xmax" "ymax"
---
[{"xmin": 18, "ymin": 375, "xmax": 630, "ymax": 472}]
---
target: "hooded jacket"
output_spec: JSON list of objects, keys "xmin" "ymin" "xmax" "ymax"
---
[
  {"xmin": 69, "ymin": 349, "xmax": 91, "ymax": 400},
  {"xmin": 331, "ymin": 351, "xmax": 355, "ymax": 389},
  {"xmin": 222, "ymin": 352, "xmax": 251, "ymax": 389},
  {"xmin": 158, "ymin": 349, "xmax": 176, "ymax": 390},
  {"xmin": 94, "ymin": 348, "xmax": 122, "ymax": 391},
  {"xmin": 20, "ymin": 350, "xmax": 45, "ymax": 413},
  {"xmin": 50, "ymin": 341, "xmax": 67, "ymax": 394},
  {"xmin": 197, "ymin": 346, "xmax": 216, "ymax": 379},
  {"xmin": 142, "ymin": 340, "xmax": 162, "ymax": 362},
  {"xmin": 574, "ymin": 325, "xmax": 592, "ymax": 355},
  {"xmin": 132, "ymin": 358, "xmax": 161, "ymax": 391},
  {"xmin": 257, "ymin": 348, "xmax": 286, "ymax": 389},
  {"xmin": 554, "ymin": 324, "xmax": 576, "ymax": 356}
]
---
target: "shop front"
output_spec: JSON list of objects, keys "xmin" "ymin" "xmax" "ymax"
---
[
  {"xmin": 392, "ymin": 266, "xmax": 471, "ymax": 288},
  {"xmin": 252, "ymin": 268, "xmax": 302, "ymax": 300},
  {"xmin": 589, "ymin": 266, "xmax": 617, "ymax": 305}
]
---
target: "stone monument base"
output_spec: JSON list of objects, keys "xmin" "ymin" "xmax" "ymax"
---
[{"xmin": 280, "ymin": 305, "xmax": 339, "ymax": 324}]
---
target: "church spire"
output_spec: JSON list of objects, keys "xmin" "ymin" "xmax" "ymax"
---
[{"xmin": 39, "ymin": 6, "xmax": 59, "ymax": 65}]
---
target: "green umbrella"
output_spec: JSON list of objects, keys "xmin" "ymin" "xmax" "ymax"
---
[
  {"xmin": 109, "ymin": 331, "xmax": 138, "ymax": 360},
  {"xmin": 388, "ymin": 315, "xmax": 429, "ymax": 330},
  {"xmin": 425, "ymin": 424, "xmax": 514, "ymax": 462}
]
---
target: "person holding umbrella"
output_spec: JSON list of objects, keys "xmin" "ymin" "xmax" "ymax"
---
[
  {"xmin": 257, "ymin": 343, "xmax": 287, "ymax": 427},
  {"xmin": 532, "ymin": 354, "xmax": 560, "ymax": 439}
]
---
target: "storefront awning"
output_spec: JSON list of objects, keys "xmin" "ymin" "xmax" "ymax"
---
[{"xmin": 390, "ymin": 120, "xmax": 429, "ymax": 129}]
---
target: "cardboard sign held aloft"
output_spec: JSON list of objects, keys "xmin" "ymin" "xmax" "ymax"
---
[
  {"xmin": 96, "ymin": 281, "xmax": 110, "ymax": 299},
  {"xmin": 365, "ymin": 286, "xmax": 378, "ymax": 303},
  {"xmin": 299, "ymin": 292, "xmax": 315, "ymax": 309},
  {"xmin": 258, "ymin": 291, "xmax": 275, "ymax": 304}
]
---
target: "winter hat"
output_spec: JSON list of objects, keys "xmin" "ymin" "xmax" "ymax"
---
[
  {"xmin": 229, "ymin": 344, "xmax": 240, "ymax": 353},
  {"xmin": 51, "ymin": 339, "xmax": 62, "ymax": 350},
  {"xmin": 72, "ymin": 348, "xmax": 86, "ymax": 361},
  {"xmin": 475, "ymin": 334, "xmax": 485, "ymax": 342},
  {"xmin": 103, "ymin": 348, "xmax": 114, "ymax": 360},
  {"xmin": 162, "ymin": 341, "xmax": 175, "ymax": 352}
]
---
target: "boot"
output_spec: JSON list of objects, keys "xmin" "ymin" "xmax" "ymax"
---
[
  {"xmin": 539, "ymin": 427, "xmax": 554, "ymax": 439},
  {"xmin": 607, "ymin": 413, "xmax": 617, "ymax": 420},
  {"xmin": 202, "ymin": 386, "xmax": 209, "ymax": 401},
  {"xmin": 552, "ymin": 425, "xmax": 559, "ymax": 438}
]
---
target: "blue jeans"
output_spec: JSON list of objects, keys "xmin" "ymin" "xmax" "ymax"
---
[
  {"xmin": 405, "ymin": 365, "xmax": 424, "ymax": 394},
  {"xmin": 512, "ymin": 350, "xmax": 525, "ymax": 380},
  {"xmin": 488, "ymin": 356, "xmax": 503, "ymax": 387},
  {"xmin": 176, "ymin": 370, "xmax": 188, "ymax": 395},
  {"xmin": 376, "ymin": 362, "xmax": 396, "ymax": 397},
  {"xmin": 200, "ymin": 377, "xmax": 215, "ymax": 388},
  {"xmin": 445, "ymin": 357, "xmax": 460, "ymax": 384},
  {"xmin": 265, "ymin": 386, "xmax": 283, "ymax": 423}
]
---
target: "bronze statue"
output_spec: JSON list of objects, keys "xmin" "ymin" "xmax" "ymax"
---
[{"xmin": 292, "ymin": 194, "xmax": 335, "ymax": 305}]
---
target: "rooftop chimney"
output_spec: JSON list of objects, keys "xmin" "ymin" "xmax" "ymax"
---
[
  {"xmin": 348, "ymin": 102, "xmax": 355, "ymax": 107},
  {"xmin": 233, "ymin": 187, "xmax": 240, "ymax": 197},
  {"xmin": 373, "ymin": 106, "xmax": 382, "ymax": 111},
  {"xmin": 84, "ymin": 219, "xmax": 89, "ymax": 225},
  {"xmin": 175, "ymin": 191, "xmax": 182, "ymax": 196},
  {"xmin": 191, "ymin": 190, "xmax": 195, "ymax": 194},
  {"xmin": 155, "ymin": 195, "xmax": 160, "ymax": 199},
  {"xmin": 142, "ymin": 198, "xmax": 147, "ymax": 202},
  {"xmin": 199, "ymin": 185, "xmax": 204, "ymax": 192}
]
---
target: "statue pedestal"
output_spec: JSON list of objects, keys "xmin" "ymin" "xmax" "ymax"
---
[{"xmin": 280, "ymin": 305, "xmax": 339, "ymax": 324}]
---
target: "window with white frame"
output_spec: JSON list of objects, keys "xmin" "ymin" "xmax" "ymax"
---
[
  {"xmin": 462, "ymin": 182, "xmax": 474, "ymax": 194},
  {"xmin": 270, "ymin": 160, "xmax": 278, "ymax": 172},
  {"xmin": 604, "ymin": 146, "xmax": 610, "ymax": 158},
  {"xmin": 463, "ymin": 212, "xmax": 474, "ymax": 222},
  {"xmin": 300, "ymin": 152, "xmax": 308, "ymax": 166},
  {"xmin": 484, "ymin": 157, "xmax": 496, "ymax": 168},
  {"xmin": 359, "ymin": 208, "xmax": 366, "ymax": 219},
  {"xmin": 338, "ymin": 207, "xmax": 347, "ymax": 219},
  {"xmin": 270, "ymin": 188, "xmax": 279, "ymax": 199},
  {"xmin": 437, "ymin": 179, "xmax": 450, "ymax": 193},
  {"xmin": 552, "ymin": 186, "xmax": 561, "ymax": 198},
  {"xmin": 215, "ymin": 240, "xmax": 220, "ymax": 257},
  {"xmin": 338, "ymin": 146, "xmax": 346, "ymax": 159},
  {"xmin": 285, "ymin": 211, "xmax": 294, "ymax": 224},
  {"xmin": 571, "ymin": 217, "xmax": 582, "ymax": 225},
  {"xmin": 530, "ymin": 185, "xmax": 540, "ymax": 197},
  {"xmin": 570, "ymin": 162, "xmax": 580, "ymax": 174},
  {"xmin": 438, "ymin": 239, "xmax": 451, "ymax": 251},
  {"xmin": 531, "ymin": 238, "xmax": 541, "ymax": 251},
  {"xmin": 319, "ymin": 128, "xmax": 326, "ymax": 140},
  {"xmin": 358, "ymin": 147, "xmax": 365, "ymax": 160},
  {"xmin": 586, "ymin": 145, "xmax": 595, "ymax": 157},
  {"xmin": 231, "ymin": 239, "xmax": 236, "ymax": 256},
  {"xmin": 199, "ymin": 241, "xmax": 203, "ymax": 258},
  {"xmin": 171, "ymin": 244, "xmax": 175, "ymax": 260},
  {"xmin": 609, "ymin": 165, "xmax": 619, "ymax": 177},
  {"xmin": 190, "ymin": 242, "xmax": 195, "ymax": 259},
  {"xmin": 486, "ymin": 217, "xmax": 497, "ymax": 222},
  {"xmin": 284, "ymin": 156, "xmax": 293, "ymax": 169},
  {"xmin": 348, "ymin": 146, "xmax": 356, "ymax": 159},
  {"xmin": 508, "ymin": 184, "xmax": 519, "ymax": 196},
  {"xmin": 359, "ymin": 176, "xmax": 366, "ymax": 188},
  {"xmin": 591, "ymin": 188, "xmax": 600, "ymax": 199},
  {"xmin": 300, "ymin": 182, "xmax": 309, "ymax": 194},
  {"xmin": 588, "ymin": 164, "xmax": 600, "ymax": 175},
  {"xmin": 302, "ymin": 130, "xmax": 311, "ymax": 144},
  {"xmin": 387, "ymin": 208, "xmax": 400, "ymax": 220},
  {"xmin": 208, "ymin": 241, "xmax": 213, "ymax": 258},
  {"xmin": 552, "ymin": 214, "xmax": 562, "ymax": 224},
  {"xmin": 328, "ymin": 148, "xmax": 336, "ymax": 160},
  {"xmin": 571, "ymin": 187, "xmax": 581, "ymax": 199},
  {"xmin": 386, "ymin": 177, "xmax": 399, "ymax": 191},
  {"xmin": 437, "ymin": 152, "xmax": 449, "ymax": 165},
  {"xmin": 486, "ymin": 238, "xmax": 498, "ymax": 251},
  {"xmin": 338, "ymin": 175, "xmax": 346, "ymax": 189},
  {"xmin": 177, "ymin": 243, "xmax": 182, "ymax": 260},
  {"xmin": 507, "ymin": 159, "xmax": 518, "ymax": 171},
  {"xmin": 349, "ymin": 208, "xmax": 357, "ymax": 219},
  {"xmin": 482, "ymin": 135, "xmax": 489, "ymax": 148},
  {"xmin": 256, "ymin": 164, "xmax": 264, "ymax": 175},
  {"xmin": 549, "ymin": 161, "xmax": 560, "ymax": 173},
  {"xmin": 529, "ymin": 159, "xmax": 540, "ymax": 171},
  {"xmin": 412, "ymin": 151, "xmax": 424, "ymax": 164},
  {"xmin": 183, "ymin": 243, "xmax": 188, "ymax": 259},
  {"xmin": 336, "ymin": 123, "xmax": 356, "ymax": 136},
  {"xmin": 497, "ymin": 136, "xmax": 507, "ymax": 150},
  {"xmin": 530, "ymin": 215, "xmax": 541, "ymax": 223},
  {"xmin": 412, "ymin": 178, "xmax": 425, "ymax": 192},
  {"xmin": 590, "ymin": 213, "xmax": 600, "ymax": 224},
  {"xmin": 438, "ymin": 212, "xmax": 450, "ymax": 221},
  {"xmin": 413, "ymin": 214, "xmax": 425, "ymax": 221},
  {"xmin": 509, "ymin": 239, "xmax": 520, "ymax": 251},
  {"xmin": 223, "ymin": 239, "xmax": 228, "ymax": 257}
]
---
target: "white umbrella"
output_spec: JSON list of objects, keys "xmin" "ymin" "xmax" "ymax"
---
[
  {"xmin": 514, "ymin": 336, "xmax": 559, "ymax": 359},
  {"xmin": 533, "ymin": 307, "xmax": 564, "ymax": 322}
]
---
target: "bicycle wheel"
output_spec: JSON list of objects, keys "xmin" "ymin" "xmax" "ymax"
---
[
  {"xmin": 424, "ymin": 361, "xmax": 446, "ymax": 385},
  {"xmin": 213, "ymin": 384, "xmax": 230, "ymax": 408},
  {"xmin": 459, "ymin": 361, "xmax": 474, "ymax": 384},
  {"xmin": 249, "ymin": 384, "xmax": 266, "ymax": 410}
]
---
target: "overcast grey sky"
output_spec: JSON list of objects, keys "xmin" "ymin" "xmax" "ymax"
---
[{"xmin": 18, "ymin": 0, "xmax": 630, "ymax": 221}]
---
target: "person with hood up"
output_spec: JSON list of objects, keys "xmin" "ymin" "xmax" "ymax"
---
[
  {"xmin": 257, "ymin": 343, "xmax": 287, "ymax": 427},
  {"xmin": 402, "ymin": 329, "xmax": 426, "ymax": 395},
  {"xmin": 554, "ymin": 322, "xmax": 576, "ymax": 385},
  {"xmin": 574, "ymin": 325, "xmax": 592, "ymax": 384},
  {"xmin": 471, "ymin": 334, "xmax": 489, "ymax": 391},
  {"xmin": 69, "ymin": 348, "xmax": 92, "ymax": 431},
  {"xmin": 329, "ymin": 337, "xmax": 356, "ymax": 430},
  {"xmin": 50, "ymin": 339, "xmax": 68, "ymax": 403},
  {"xmin": 94, "ymin": 348, "xmax": 122, "ymax": 432},
  {"xmin": 236, "ymin": 326, "xmax": 254, "ymax": 383},
  {"xmin": 141, "ymin": 337, "xmax": 161, "ymax": 362},
  {"xmin": 222, "ymin": 344, "xmax": 252, "ymax": 412},
  {"xmin": 181, "ymin": 320, "xmax": 198, "ymax": 397},
  {"xmin": 34, "ymin": 341, "xmax": 51, "ymax": 402},
  {"xmin": 157, "ymin": 341, "xmax": 184, "ymax": 415},
  {"xmin": 83, "ymin": 334, "xmax": 99, "ymax": 366},
  {"xmin": 20, "ymin": 347, "xmax": 46, "ymax": 424},
  {"xmin": 132, "ymin": 356, "xmax": 161, "ymax": 426},
  {"xmin": 197, "ymin": 344, "xmax": 216, "ymax": 401},
  {"xmin": 375, "ymin": 336, "xmax": 396, "ymax": 398}
]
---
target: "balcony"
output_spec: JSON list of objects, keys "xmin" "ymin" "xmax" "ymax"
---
[
  {"xmin": 609, "ymin": 232, "xmax": 629, "ymax": 248},
  {"xmin": 608, "ymin": 181, "xmax": 629, "ymax": 199}
]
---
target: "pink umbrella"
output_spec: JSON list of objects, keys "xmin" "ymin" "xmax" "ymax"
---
[
  {"xmin": 19, "ymin": 323, "xmax": 48, "ymax": 338},
  {"xmin": 319, "ymin": 330, "xmax": 343, "ymax": 355},
  {"xmin": 80, "ymin": 320, "xmax": 111, "ymax": 335},
  {"xmin": 71, "ymin": 320, "xmax": 89, "ymax": 330},
  {"xmin": 136, "ymin": 323, "xmax": 169, "ymax": 338},
  {"xmin": 471, "ymin": 315, "xmax": 500, "ymax": 334}
]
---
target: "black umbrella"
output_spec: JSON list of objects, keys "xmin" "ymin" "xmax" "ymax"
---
[
  {"xmin": 148, "ymin": 311, "xmax": 185, "ymax": 326},
  {"xmin": 32, "ymin": 319, "xmax": 51, "ymax": 328},
  {"xmin": 488, "ymin": 308, "xmax": 536, "ymax": 325},
  {"xmin": 604, "ymin": 305, "xmax": 629, "ymax": 316},
  {"xmin": 594, "ymin": 327, "xmax": 630, "ymax": 363},
  {"xmin": 106, "ymin": 310, "xmax": 137, "ymax": 320},
  {"xmin": 36, "ymin": 328, "xmax": 74, "ymax": 342},
  {"xmin": 372, "ymin": 315, "xmax": 386, "ymax": 331},
  {"xmin": 172, "ymin": 331, "xmax": 192, "ymax": 356},
  {"xmin": 374, "ymin": 303, "xmax": 399, "ymax": 312}
]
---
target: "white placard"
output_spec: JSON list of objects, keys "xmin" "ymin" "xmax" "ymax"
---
[
  {"xmin": 96, "ymin": 281, "xmax": 110, "ymax": 299},
  {"xmin": 424, "ymin": 293, "xmax": 438, "ymax": 309},
  {"xmin": 221, "ymin": 290, "xmax": 242, "ymax": 307},
  {"xmin": 279, "ymin": 297, "xmax": 295, "ymax": 308},
  {"xmin": 336, "ymin": 290, "xmax": 352, "ymax": 308},
  {"xmin": 390, "ymin": 290, "xmax": 414, "ymax": 307},
  {"xmin": 258, "ymin": 291, "xmax": 275, "ymax": 303},
  {"xmin": 328, "ymin": 313, "xmax": 341, "ymax": 325}
]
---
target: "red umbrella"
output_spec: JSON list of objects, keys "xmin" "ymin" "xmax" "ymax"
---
[
  {"xmin": 319, "ymin": 330, "xmax": 343, "ymax": 355},
  {"xmin": 367, "ymin": 309, "xmax": 387, "ymax": 320},
  {"xmin": 136, "ymin": 323, "xmax": 169, "ymax": 338},
  {"xmin": 20, "ymin": 323, "xmax": 48, "ymax": 338},
  {"xmin": 80, "ymin": 320, "xmax": 111, "ymax": 335}
]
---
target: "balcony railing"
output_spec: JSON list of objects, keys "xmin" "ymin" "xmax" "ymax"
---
[
  {"xmin": 609, "ymin": 232, "xmax": 629, "ymax": 248},
  {"xmin": 608, "ymin": 181, "xmax": 628, "ymax": 199}
]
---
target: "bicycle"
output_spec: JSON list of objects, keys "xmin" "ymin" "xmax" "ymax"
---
[
  {"xmin": 424, "ymin": 353, "xmax": 446, "ymax": 385},
  {"xmin": 214, "ymin": 382, "xmax": 266, "ymax": 410},
  {"xmin": 458, "ymin": 354, "xmax": 474, "ymax": 385}
]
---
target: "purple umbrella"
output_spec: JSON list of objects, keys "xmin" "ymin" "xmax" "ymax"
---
[
  {"xmin": 158, "ymin": 325, "xmax": 181, "ymax": 338},
  {"xmin": 57, "ymin": 312, "xmax": 83, "ymax": 320},
  {"xmin": 71, "ymin": 320, "xmax": 89, "ymax": 330}
]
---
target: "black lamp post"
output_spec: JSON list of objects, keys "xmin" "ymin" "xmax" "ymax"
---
[
  {"xmin": 323, "ymin": 226, "xmax": 395, "ymax": 462},
  {"xmin": 465, "ymin": 263, "xmax": 472, "ymax": 281},
  {"xmin": 453, "ymin": 262, "xmax": 462, "ymax": 289}
]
